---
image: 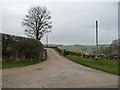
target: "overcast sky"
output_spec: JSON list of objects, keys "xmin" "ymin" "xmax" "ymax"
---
[{"xmin": 0, "ymin": 0, "xmax": 118, "ymax": 45}]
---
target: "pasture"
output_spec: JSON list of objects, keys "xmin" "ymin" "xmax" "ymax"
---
[{"xmin": 58, "ymin": 45, "xmax": 109, "ymax": 54}]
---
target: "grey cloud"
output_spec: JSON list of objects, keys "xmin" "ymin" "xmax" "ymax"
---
[{"xmin": 1, "ymin": 2, "xmax": 118, "ymax": 45}]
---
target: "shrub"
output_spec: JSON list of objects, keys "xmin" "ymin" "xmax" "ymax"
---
[{"xmin": 2, "ymin": 33, "xmax": 44, "ymax": 61}]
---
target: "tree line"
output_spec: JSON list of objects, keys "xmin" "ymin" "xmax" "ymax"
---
[{"xmin": 99, "ymin": 40, "xmax": 118, "ymax": 55}]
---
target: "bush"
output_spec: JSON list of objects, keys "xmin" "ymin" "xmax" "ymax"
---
[{"xmin": 2, "ymin": 33, "xmax": 44, "ymax": 61}]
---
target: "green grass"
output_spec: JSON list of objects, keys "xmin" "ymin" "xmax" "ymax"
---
[
  {"xmin": 0, "ymin": 61, "xmax": 2, "ymax": 68},
  {"xmin": 2, "ymin": 59, "xmax": 41, "ymax": 69},
  {"xmin": 66, "ymin": 55, "xmax": 119, "ymax": 75},
  {"xmin": 58, "ymin": 45, "xmax": 97, "ymax": 54}
]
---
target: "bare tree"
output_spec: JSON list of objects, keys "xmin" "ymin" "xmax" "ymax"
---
[{"xmin": 22, "ymin": 6, "xmax": 52, "ymax": 40}]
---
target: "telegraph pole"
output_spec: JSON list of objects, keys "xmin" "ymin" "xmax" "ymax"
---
[
  {"xmin": 96, "ymin": 20, "xmax": 98, "ymax": 60},
  {"xmin": 46, "ymin": 30, "xmax": 51, "ymax": 47},
  {"xmin": 46, "ymin": 31, "xmax": 48, "ymax": 47}
]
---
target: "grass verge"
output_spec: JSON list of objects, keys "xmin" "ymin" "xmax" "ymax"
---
[
  {"xmin": 0, "ymin": 61, "xmax": 1, "ymax": 68},
  {"xmin": 66, "ymin": 55, "xmax": 119, "ymax": 75},
  {"xmin": 2, "ymin": 60, "xmax": 40, "ymax": 69}
]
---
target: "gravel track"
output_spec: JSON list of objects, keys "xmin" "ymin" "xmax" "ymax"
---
[{"xmin": 2, "ymin": 48, "xmax": 118, "ymax": 88}]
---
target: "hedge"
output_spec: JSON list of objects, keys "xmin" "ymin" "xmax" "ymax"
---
[{"xmin": 2, "ymin": 33, "xmax": 45, "ymax": 61}]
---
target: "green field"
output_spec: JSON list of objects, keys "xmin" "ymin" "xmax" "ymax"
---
[
  {"xmin": 2, "ymin": 60, "xmax": 40, "ymax": 69},
  {"xmin": 58, "ymin": 44, "xmax": 108, "ymax": 54},
  {"xmin": 58, "ymin": 45, "xmax": 94, "ymax": 53},
  {"xmin": 66, "ymin": 55, "xmax": 119, "ymax": 75}
]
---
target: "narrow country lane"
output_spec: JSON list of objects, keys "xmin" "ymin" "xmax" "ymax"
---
[{"xmin": 2, "ymin": 48, "xmax": 118, "ymax": 88}]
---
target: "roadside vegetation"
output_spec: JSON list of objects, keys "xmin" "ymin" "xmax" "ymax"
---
[
  {"xmin": 50, "ymin": 46, "xmax": 119, "ymax": 75},
  {"xmin": 66, "ymin": 55, "xmax": 119, "ymax": 75},
  {"xmin": 2, "ymin": 59, "xmax": 41, "ymax": 69},
  {"xmin": 2, "ymin": 33, "xmax": 47, "ymax": 69},
  {"xmin": 0, "ymin": 61, "xmax": 1, "ymax": 68}
]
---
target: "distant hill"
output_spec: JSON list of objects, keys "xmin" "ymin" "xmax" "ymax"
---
[
  {"xmin": 45, "ymin": 40, "xmax": 118, "ymax": 55},
  {"xmin": 46, "ymin": 44, "xmax": 109, "ymax": 54}
]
